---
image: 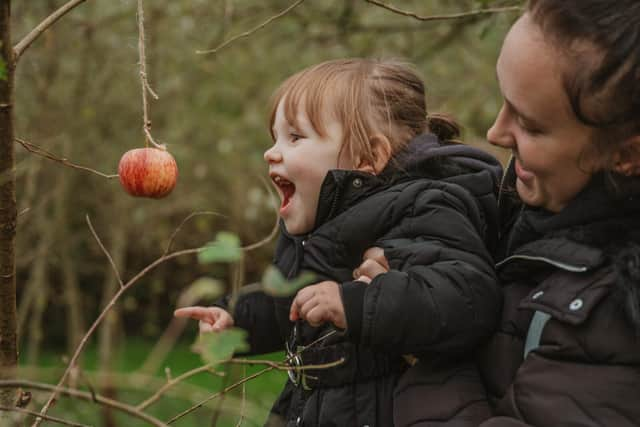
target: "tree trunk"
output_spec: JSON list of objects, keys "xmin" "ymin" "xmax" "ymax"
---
[
  {"xmin": 98, "ymin": 221, "xmax": 127, "ymax": 427},
  {"xmin": 0, "ymin": 0, "xmax": 18, "ymax": 414}
]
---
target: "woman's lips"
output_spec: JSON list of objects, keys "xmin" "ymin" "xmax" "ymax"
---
[{"xmin": 514, "ymin": 158, "xmax": 535, "ymax": 182}]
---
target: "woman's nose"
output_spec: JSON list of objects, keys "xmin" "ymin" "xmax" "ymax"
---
[
  {"xmin": 264, "ymin": 145, "xmax": 282, "ymax": 163},
  {"xmin": 487, "ymin": 105, "xmax": 515, "ymax": 149}
]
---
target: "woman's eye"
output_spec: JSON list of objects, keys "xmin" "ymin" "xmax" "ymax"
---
[
  {"xmin": 517, "ymin": 118, "xmax": 543, "ymax": 135},
  {"xmin": 290, "ymin": 133, "xmax": 304, "ymax": 142}
]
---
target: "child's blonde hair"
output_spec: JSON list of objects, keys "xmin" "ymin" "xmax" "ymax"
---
[{"xmin": 268, "ymin": 58, "xmax": 460, "ymax": 169}]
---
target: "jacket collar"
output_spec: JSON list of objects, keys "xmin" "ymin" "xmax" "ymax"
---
[
  {"xmin": 313, "ymin": 133, "xmax": 503, "ymax": 230},
  {"xmin": 498, "ymin": 171, "xmax": 640, "ymax": 276}
]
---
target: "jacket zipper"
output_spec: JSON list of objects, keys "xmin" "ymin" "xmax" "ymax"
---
[
  {"xmin": 495, "ymin": 254, "xmax": 589, "ymax": 273},
  {"xmin": 326, "ymin": 180, "xmax": 344, "ymax": 222}
]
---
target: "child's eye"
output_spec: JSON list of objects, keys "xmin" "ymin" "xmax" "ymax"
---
[{"xmin": 290, "ymin": 133, "xmax": 305, "ymax": 142}]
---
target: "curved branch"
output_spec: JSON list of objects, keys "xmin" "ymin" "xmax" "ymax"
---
[
  {"xmin": 86, "ymin": 215, "xmax": 124, "ymax": 289},
  {"xmin": 0, "ymin": 380, "xmax": 168, "ymax": 427},
  {"xmin": 196, "ymin": 0, "xmax": 306, "ymax": 55},
  {"xmin": 0, "ymin": 405, "xmax": 90, "ymax": 427},
  {"xmin": 14, "ymin": 0, "xmax": 90, "ymax": 62},
  {"xmin": 136, "ymin": 364, "xmax": 218, "ymax": 411},
  {"xmin": 34, "ymin": 210, "xmax": 280, "ymax": 424},
  {"xmin": 15, "ymin": 137, "xmax": 118, "ymax": 179},
  {"xmin": 364, "ymin": 0, "xmax": 522, "ymax": 21}
]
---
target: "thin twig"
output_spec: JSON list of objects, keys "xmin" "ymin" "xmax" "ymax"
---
[
  {"xmin": 197, "ymin": 0, "xmax": 305, "ymax": 55},
  {"xmin": 234, "ymin": 365, "xmax": 246, "ymax": 427},
  {"xmin": 2, "ymin": 380, "xmax": 169, "ymax": 427},
  {"xmin": 166, "ymin": 329, "xmax": 339, "ymax": 424},
  {"xmin": 0, "ymin": 405, "xmax": 90, "ymax": 427},
  {"xmin": 136, "ymin": 364, "xmax": 218, "ymax": 411},
  {"xmin": 32, "ymin": 246, "xmax": 201, "ymax": 425},
  {"xmin": 227, "ymin": 357, "xmax": 345, "ymax": 372},
  {"xmin": 164, "ymin": 211, "xmax": 227, "ymax": 256},
  {"xmin": 86, "ymin": 215, "xmax": 124, "ymax": 289},
  {"xmin": 137, "ymin": 0, "xmax": 163, "ymax": 150},
  {"xmin": 15, "ymin": 137, "xmax": 118, "ymax": 179},
  {"xmin": 77, "ymin": 368, "xmax": 97, "ymax": 403},
  {"xmin": 35, "ymin": 214, "xmax": 279, "ymax": 424},
  {"xmin": 242, "ymin": 175, "xmax": 280, "ymax": 252},
  {"xmin": 167, "ymin": 366, "xmax": 270, "ymax": 424},
  {"xmin": 364, "ymin": 0, "xmax": 522, "ymax": 21},
  {"xmin": 14, "ymin": 0, "xmax": 89, "ymax": 61}
]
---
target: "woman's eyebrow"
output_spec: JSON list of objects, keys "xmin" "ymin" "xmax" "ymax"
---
[{"xmin": 505, "ymin": 97, "xmax": 543, "ymax": 128}]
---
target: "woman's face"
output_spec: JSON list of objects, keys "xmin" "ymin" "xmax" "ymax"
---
[{"xmin": 487, "ymin": 13, "xmax": 602, "ymax": 213}]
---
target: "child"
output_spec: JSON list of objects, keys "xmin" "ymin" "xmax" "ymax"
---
[{"xmin": 176, "ymin": 58, "xmax": 502, "ymax": 427}]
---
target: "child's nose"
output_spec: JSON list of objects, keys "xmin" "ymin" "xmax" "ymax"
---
[{"xmin": 264, "ymin": 145, "xmax": 282, "ymax": 163}]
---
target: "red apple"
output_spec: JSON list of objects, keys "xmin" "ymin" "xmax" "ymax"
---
[{"xmin": 118, "ymin": 148, "xmax": 178, "ymax": 198}]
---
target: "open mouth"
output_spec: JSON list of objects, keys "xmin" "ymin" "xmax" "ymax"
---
[{"xmin": 271, "ymin": 174, "xmax": 296, "ymax": 212}]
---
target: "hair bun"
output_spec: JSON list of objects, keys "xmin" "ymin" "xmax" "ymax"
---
[{"xmin": 427, "ymin": 112, "xmax": 461, "ymax": 143}]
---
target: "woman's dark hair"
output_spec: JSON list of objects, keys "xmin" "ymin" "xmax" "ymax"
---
[{"xmin": 528, "ymin": 0, "xmax": 640, "ymax": 138}]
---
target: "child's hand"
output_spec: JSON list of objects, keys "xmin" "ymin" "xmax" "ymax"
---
[
  {"xmin": 353, "ymin": 247, "xmax": 390, "ymax": 283},
  {"xmin": 289, "ymin": 281, "xmax": 346, "ymax": 329},
  {"xmin": 174, "ymin": 306, "xmax": 234, "ymax": 333}
]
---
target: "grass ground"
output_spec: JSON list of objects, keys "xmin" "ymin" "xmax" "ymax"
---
[{"xmin": 16, "ymin": 339, "xmax": 287, "ymax": 426}]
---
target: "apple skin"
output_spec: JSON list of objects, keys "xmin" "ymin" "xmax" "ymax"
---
[{"xmin": 118, "ymin": 148, "xmax": 178, "ymax": 198}]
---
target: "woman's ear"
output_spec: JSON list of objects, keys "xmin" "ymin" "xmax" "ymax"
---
[
  {"xmin": 612, "ymin": 136, "xmax": 640, "ymax": 176},
  {"xmin": 356, "ymin": 134, "xmax": 392, "ymax": 175}
]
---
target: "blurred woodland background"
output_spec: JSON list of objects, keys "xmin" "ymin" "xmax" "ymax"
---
[{"xmin": 6, "ymin": 0, "xmax": 517, "ymax": 425}]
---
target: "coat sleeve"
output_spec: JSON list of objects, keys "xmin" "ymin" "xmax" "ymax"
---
[
  {"xmin": 479, "ymin": 417, "xmax": 534, "ymax": 427},
  {"xmin": 226, "ymin": 291, "xmax": 285, "ymax": 355},
  {"xmin": 340, "ymin": 183, "xmax": 502, "ymax": 355}
]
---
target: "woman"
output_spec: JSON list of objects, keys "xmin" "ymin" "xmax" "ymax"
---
[
  {"xmin": 358, "ymin": 1, "xmax": 640, "ymax": 425},
  {"xmin": 478, "ymin": 1, "xmax": 640, "ymax": 425}
]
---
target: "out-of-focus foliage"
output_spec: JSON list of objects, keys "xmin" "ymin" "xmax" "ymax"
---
[
  {"xmin": 199, "ymin": 232, "xmax": 243, "ymax": 264},
  {"xmin": 196, "ymin": 328, "xmax": 250, "ymax": 367},
  {"xmin": 262, "ymin": 266, "xmax": 315, "ymax": 297},
  {"xmin": 13, "ymin": 0, "xmax": 517, "ymax": 353}
]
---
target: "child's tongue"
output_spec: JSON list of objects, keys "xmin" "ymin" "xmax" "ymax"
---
[{"xmin": 280, "ymin": 182, "xmax": 295, "ymax": 211}]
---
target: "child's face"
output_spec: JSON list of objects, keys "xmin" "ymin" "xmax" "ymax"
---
[
  {"xmin": 487, "ymin": 13, "xmax": 601, "ymax": 213},
  {"xmin": 265, "ymin": 99, "xmax": 352, "ymax": 235}
]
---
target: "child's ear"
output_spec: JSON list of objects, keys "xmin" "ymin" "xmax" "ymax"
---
[
  {"xmin": 612, "ymin": 135, "xmax": 640, "ymax": 176},
  {"xmin": 356, "ymin": 134, "xmax": 392, "ymax": 175}
]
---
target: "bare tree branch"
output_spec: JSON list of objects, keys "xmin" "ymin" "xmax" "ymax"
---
[
  {"xmin": 164, "ymin": 211, "xmax": 227, "ymax": 256},
  {"xmin": 86, "ymin": 215, "xmax": 124, "ymax": 289},
  {"xmin": 15, "ymin": 137, "xmax": 118, "ymax": 179},
  {"xmin": 136, "ymin": 364, "xmax": 218, "ymax": 411},
  {"xmin": 34, "ymin": 211, "xmax": 281, "ymax": 424},
  {"xmin": 242, "ymin": 175, "xmax": 280, "ymax": 252},
  {"xmin": 364, "ymin": 0, "xmax": 522, "ymax": 21},
  {"xmin": 0, "ymin": 405, "xmax": 90, "ymax": 427},
  {"xmin": 197, "ymin": 0, "xmax": 306, "ymax": 55},
  {"xmin": 167, "ymin": 330, "xmax": 339, "ymax": 424},
  {"xmin": 166, "ymin": 366, "xmax": 271, "ymax": 424},
  {"xmin": 1, "ymin": 380, "xmax": 169, "ymax": 427},
  {"xmin": 14, "ymin": 0, "xmax": 90, "ymax": 62},
  {"xmin": 234, "ymin": 365, "xmax": 246, "ymax": 427}
]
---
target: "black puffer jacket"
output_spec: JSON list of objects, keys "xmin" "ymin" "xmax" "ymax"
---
[
  {"xmin": 479, "ymin": 165, "xmax": 640, "ymax": 427},
  {"xmin": 231, "ymin": 134, "xmax": 503, "ymax": 427}
]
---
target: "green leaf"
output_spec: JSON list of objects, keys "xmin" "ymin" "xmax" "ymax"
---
[
  {"xmin": 198, "ymin": 231, "xmax": 242, "ymax": 263},
  {"xmin": 179, "ymin": 277, "xmax": 224, "ymax": 305},
  {"xmin": 262, "ymin": 266, "xmax": 316, "ymax": 297},
  {"xmin": 195, "ymin": 327, "xmax": 249, "ymax": 366}
]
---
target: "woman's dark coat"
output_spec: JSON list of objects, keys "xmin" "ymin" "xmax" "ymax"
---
[
  {"xmin": 229, "ymin": 134, "xmax": 503, "ymax": 427},
  {"xmin": 479, "ymin": 164, "xmax": 640, "ymax": 427}
]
